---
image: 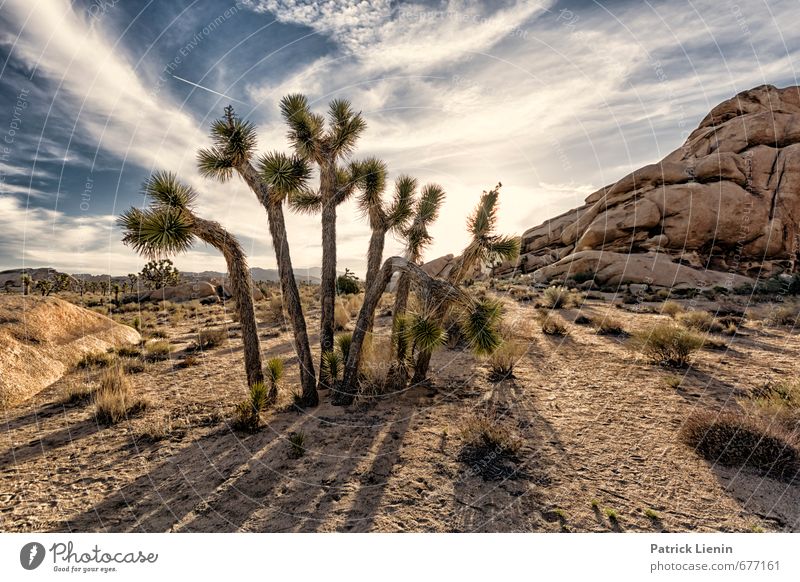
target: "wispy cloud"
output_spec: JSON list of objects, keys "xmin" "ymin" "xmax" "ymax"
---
[{"xmin": 1, "ymin": 0, "xmax": 799, "ymax": 275}]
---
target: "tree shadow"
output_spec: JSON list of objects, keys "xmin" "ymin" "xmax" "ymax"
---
[{"xmin": 0, "ymin": 415, "xmax": 103, "ymax": 468}]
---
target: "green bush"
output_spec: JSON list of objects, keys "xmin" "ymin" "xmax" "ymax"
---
[{"xmin": 634, "ymin": 323, "xmax": 703, "ymax": 366}]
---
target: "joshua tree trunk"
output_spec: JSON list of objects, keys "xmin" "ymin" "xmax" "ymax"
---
[
  {"xmin": 318, "ymin": 162, "xmax": 338, "ymax": 389},
  {"xmin": 335, "ymin": 257, "xmax": 466, "ymax": 405},
  {"xmin": 194, "ymin": 217, "xmax": 264, "ymax": 389},
  {"xmin": 364, "ymin": 228, "xmax": 387, "ymax": 291},
  {"xmin": 411, "ymin": 350, "xmax": 433, "ymax": 385},
  {"xmin": 237, "ymin": 163, "xmax": 318, "ymax": 406},
  {"xmin": 319, "ymin": 201, "xmax": 337, "ymax": 359}
]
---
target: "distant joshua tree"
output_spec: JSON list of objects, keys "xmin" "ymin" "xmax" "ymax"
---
[
  {"xmin": 3, "ymin": 280, "xmax": 13, "ymax": 294},
  {"xmin": 120, "ymin": 171, "xmax": 266, "ymax": 391},
  {"xmin": 111, "ymin": 282, "xmax": 121, "ymax": 304},
  {"xmin": 54, "ymin": 273, "xmax": 71, "ymax": 293},
  {"xmin": 99, "ymin": 280, "xmax": 109, "ymax": 296},
  {"xmin": 20, "ymin": 274, "xmax": 32, "ymax": 295},
  {"xmin": 138, "ymin": 259, "xmax": 180, "ymax": 290},
  {"xmin": 35, "ymin": 279, "xmax": 54, "ymax": 296}
]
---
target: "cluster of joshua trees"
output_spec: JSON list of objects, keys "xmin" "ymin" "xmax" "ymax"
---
[{"xmin": 120, "ymin": 95, "xmax": 520, "ymax": 408}]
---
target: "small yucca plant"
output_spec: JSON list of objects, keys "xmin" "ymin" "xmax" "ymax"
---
[
  {"xmin": 265, "ymin": 357, "xmax": 284, "ymax": 402},
  {"xmin": 234, "ymin": 381, "xmax": 269, "ymax": 432}
]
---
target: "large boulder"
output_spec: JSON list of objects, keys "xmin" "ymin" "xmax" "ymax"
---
[
  {"xmin": 495, "ymin": 84, "xmax": 800, "ymax": 287},
  {"xmin": 137, "ymin": 281, "xmax": 217, "ymax": 303},
  {"xmin": 0, "ymin": 296, "xmax": 141, "ymax": 406}
]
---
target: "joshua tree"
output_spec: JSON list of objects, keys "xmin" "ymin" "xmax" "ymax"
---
[
  {"xmin": 111, "ymin": 283, "xmax": 121, "ymax": 304},
  {"xmin": 128, "ymin": 273, "xmax": 139, "ymax": 290},
  {"xmin": 333, "ymin": 256, "xmax": 504, "ymax": 405},
  {"xmin": 3, "ymin": 280, "xmax": 13, "ymax": 294},
  {"xmin": 279, "ymin": 94, "xmax": 367, "ymax": 380},
  {"xmin": 120, "ymin": 171, "xmax": 265, "ymax": 389},
  {"xmin": 388, "ymin": 183, "xmax": 446, "ymax": 386},
  {"xmin": 197, "ymin": 106, "xmax": 318, "ymax": 406},
  {"xmin": 409, "ymin": 184, "xmax": 520, "ymax": 384},
  {"xmin": 35, "ymin": 279, "xmax": 54, "ymax": 296},
  {"xmin": 54, "ymin": 273, "xmax": 71, "ymax": 293},
  {"xmin": 20, "ymin": 274, "xmax": 32, "ymax": 295},
  {"xmin": 99, "ymin": 280, "xmax": 109, "ymax": 296},
  {"xmin": 358, "ymin": 166, "xmax": 415, "ymax": 290},
  {"xmin": 76, "ymin": 279, "xmax": 86, "ymax": 297},
  {"xmin": 139, "ymin": 259, "xmax": 180, "ymax": 290}
]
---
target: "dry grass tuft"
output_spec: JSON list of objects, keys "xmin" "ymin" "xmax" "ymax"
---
[
  {"xmin": 144, "ymin": 340, "xmax": 172, "ymax": 362},
  {"xmin": 540, "ymin": 285, "xmax": 581, "ymax": 309},
  {"xmin": 487, "ymin": 340, "xmax": 526, "ymax": 381},
  {"xmin": 458, "ymin": 410, "xmax": 523, "ymax": 481},
  {"xmin": 94, "ymin": 366, "xmax": 148, "ymax": 425},
  {"xmin": 194, "ymin": 327, "xmax": 227, "ymax": 350},
  {"xmin": 592, "ymin": 314, "xmax": 627, "ymax": 336},
  {"xmin": 660, "ymin": 300, "xmax": 684, "ymax": 317},
  {"xmin": 678, "ymin": 310, "xmax": 721, "ymax": 332},
  {"xmin": 75, "ymin": 351, "xmax": 114, "ymax": 370},
  {"xmin": 359, "ymin": 333, "xmax": 394, "ymax": 396},
  {"xmin": 334, "ymin": 301, "xmax": 351, "ymax": 331},
  {"xmin": 539, "ymin": 312, "xmax": 569, "ymax": 336}
]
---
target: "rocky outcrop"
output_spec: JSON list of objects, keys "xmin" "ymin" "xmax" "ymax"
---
[
  {"xmin": 494, "ymin": 85, "xmax": 800, "ymax": 287},
  {"xmin": 0, "ymin": 296, "xmax": 140, "ymax": 406}
]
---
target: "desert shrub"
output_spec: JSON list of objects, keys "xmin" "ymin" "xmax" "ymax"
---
[
  {"xmin": 136, "ymin": 415, "xmax": 173, "ymax": 442},
  {"xmin": 678, "ymin": 310, "xmax": 721, "ymax": 332},
  {"xmin": 233, "ymin": 381, "xmax": 269, "ymax": 432},
  {"xmin": 194, "ymin": 327, "xmax": 227, "ymax": 350},
  {"xmin": 144, "ymin": 340, "xmax": 172, "ymax": 362},
  {"xmin": 265, "ymin": 357, "xmax": 283, "ymax": 400},
  {"xmin": 148, "ymin": 329, "xmax": 168, "ymax": 339},
  {"xmin": 540, "ymin": 285, "xmax": 580, "ymax": 309},
  {"xmin": 458, "ymin": 411, "xmax": 522, "ymax": 480},
  {"xmin": 680, "ymin": 410, "xmax": 800, "ymax": 481},
  {"xmin": 288, "ymin": 431, "xmax": 306, "ymax": 458},
  {"xmin": 750, "ymin": 381, "xmax": 800, "ymax": 428},
  {"xmin": 334, "ymin": 301, "xmax": 350, "ymax": 330},
  {"xmin": 593, "ymin": 314, "xmax": 626, "ymax": 335},
  {"xmin": 767, "ymin": 303, "xmax": 799, "ymax": 327},
  {"xmin": 539, "ymin": 313, "xmax": 569, "ymax": 336},
  {"xmin": 660, "ymin": 300, "xmax": 684, "ymax": 317},
  {"xmin": 94, "ymin": 366, "xmax": 148, "ymax": 425},
  {"xmin": 633, "ymin": 323, "xmax": 703, "ymax": 366},
  {"xmin": 487, "ymin": 340, "xmax": 526, "ymax": 381},
  {"xmin": 76, "ymin": 351, "xmax": 114, "ymax": 370},
  {"xmin": 336, "ymin": 268, "xmax": 360, "ymax": 295}
]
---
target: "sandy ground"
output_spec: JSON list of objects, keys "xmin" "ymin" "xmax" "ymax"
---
[{"xmin": 1, "ymin": 292, "xmax": 799, "ymax": 532}]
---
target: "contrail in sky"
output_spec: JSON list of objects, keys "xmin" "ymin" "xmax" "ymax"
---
[{"xmin": 171, "ymin": 75, "xmax": 249, "ymax": 105}]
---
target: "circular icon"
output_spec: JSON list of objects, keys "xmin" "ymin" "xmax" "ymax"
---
[{"xmin": 20, "ymin": 542, "xmax": 46, "ymax": 570}]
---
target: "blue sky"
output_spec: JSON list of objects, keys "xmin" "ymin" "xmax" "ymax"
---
[{"xmin": 0, "ymin": 0, "xmax": 798, "ymax": 275}]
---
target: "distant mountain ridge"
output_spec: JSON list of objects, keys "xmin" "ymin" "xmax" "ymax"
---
[{"xmin": 0, "ymin": 266, "xmax": 331, "ymax": 286}]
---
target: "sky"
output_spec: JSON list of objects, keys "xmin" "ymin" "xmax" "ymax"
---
[{"xmin": 0, "ymin": 0, "xmax": 798, "ymax": 276}]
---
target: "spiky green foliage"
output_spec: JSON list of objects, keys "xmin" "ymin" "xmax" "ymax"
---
[
  {"xmin": 402, "ymin": 183, "xmax": 446, "ymax": 262},
  {"xmin": 119, "ymin": 207, "xmax": 195, "ymax": 259},
  {"xmin": 266, "ymin": 357, "xmax": 284, "ymax": 384},
  {"xmin": 280, "ymin": 93, "xmax": 324, "ymax": 160},
  {"xmin": 321, "ymin": 350, "xmax": 343, "ymax": 382},
  {"xmin": 450, "ymin": 184, "xmax": 520, "ymax": 283},
  {"xmin": 143, "ymin": 170, "xmax": 198, "ymax": 208},
  {"xmin": 328, "ymin": 98, "xmax": 366, "ymax": 157},
  {"xmin": 460, "ymin": 298, "xmax": 504, "ymax": 356},
  {"xmin": 197, "ymin": 106, "xmax": 258, "ymax": 181},
  {"xmin": 336, "ymin": 333, "xmax": 353, "ymax": 362},
  {"xmin": 404, "ymin": 313, "xmax": 448, "ymax": 353},
  {"xmin": 258, "ymin": 151, "xmax": 312, "ymax": 202}
]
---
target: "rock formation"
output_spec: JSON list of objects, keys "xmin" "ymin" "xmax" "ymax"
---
[
  {"xmin": 0, "ymin": 296, "xmax": 140, "ymax": 406},
  {"xmin": 492, "ymin": 84, "xmax": 800, "ymax": 288}
]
